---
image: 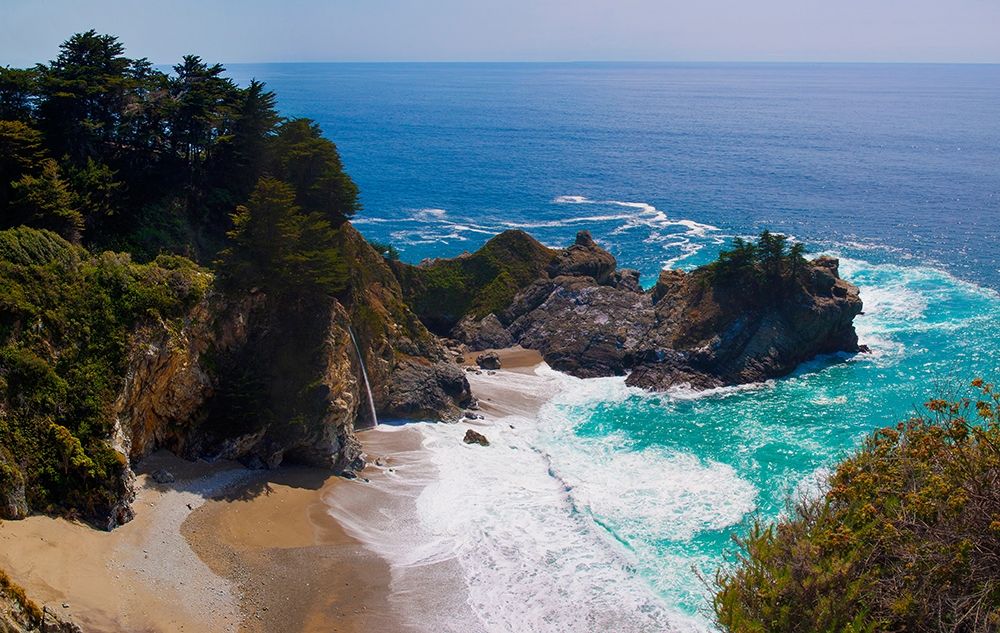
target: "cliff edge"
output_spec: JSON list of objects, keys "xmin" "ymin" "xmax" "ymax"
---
[{"xmin": 400, "ymin": 229, "xmax": 863, "ymax": 390}]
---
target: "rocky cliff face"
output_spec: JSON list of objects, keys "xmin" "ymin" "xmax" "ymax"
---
[
  {"xmin": 2, "ymin": 223, "xmax": 470, "ymax": 530},
  {"xmin": 114, "ymin": 223, "xmax": 471, "ymax": 479},
  {"xmin": 431, "ymin": 230, "xmax": 863, "ymax": 390}
]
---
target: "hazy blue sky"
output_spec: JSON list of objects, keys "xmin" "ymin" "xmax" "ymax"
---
[{"xmin": 2, "ymin": 0, "xmax": 999, "ymax": 65}]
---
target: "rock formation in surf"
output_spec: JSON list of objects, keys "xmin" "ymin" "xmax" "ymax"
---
[{"xmin": 398, "ymin": 229, "xmax": 863, "ymax": 391}]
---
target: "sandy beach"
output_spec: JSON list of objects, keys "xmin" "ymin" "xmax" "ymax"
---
[{"xmin": 0, "ymin": 347, "xmax": 551, "ymax": 633}]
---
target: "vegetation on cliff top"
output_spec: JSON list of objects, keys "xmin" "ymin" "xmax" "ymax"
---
[
  {"xmin": 391, "ymin": 229, "xmax": 556, "ymax": 334},
  {"xmin": 0, "ymin": 29, "xmax": 358, "ymax": 265},
  {"xmin": 715, "ymin": 379, "xmax": 1000, "ymax": 633},
  {"xmin": 699, "ymin": 230, "xmax": 808, "ymax": 290}
]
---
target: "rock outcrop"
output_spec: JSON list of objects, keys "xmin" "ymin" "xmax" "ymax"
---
[
  {"xmin": 626, "ymin": 255, "xmax": 862, "ymax": 390},
  {"xmin": 475, "ymin": 351, "xmax": 502, "ymax": 370},
  {"xmin": 404, "ymin": 229, "xmax": 863, "ymax": 390},
  {"xmin": 118, "ymin": 223, "xmax": 472, "ymax": 478},
  {"xmin": 2, "ymin": 223, "xmax": 470, "ymax": 529}
]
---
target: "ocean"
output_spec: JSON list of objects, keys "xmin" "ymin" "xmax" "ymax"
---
[{"xmin": 226, "ymin": 62, "xmax": 1000, "ymax": 631}]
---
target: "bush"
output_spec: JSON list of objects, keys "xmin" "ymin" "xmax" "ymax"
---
[
  {"xmin": 0, "ymin": 227, "xmax": 207, "ymax": 525},
  {"xmin": 714, "ymin": 379, "xmax": 1000, "ymax": 633}
]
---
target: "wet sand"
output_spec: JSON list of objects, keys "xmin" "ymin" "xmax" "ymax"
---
[{"xmin": 0, "ymin": 347, "xmax": 552, "ymax": 632}]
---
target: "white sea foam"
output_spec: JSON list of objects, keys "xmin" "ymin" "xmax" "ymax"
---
[
  {"xmin": 413, "ymin": 207, "xmax": 449, "ymax": 220},
  {"xmin": 414, "ymin": 418, "xmax": 695, "ymax": 632},
  {"xmin": 336, "ymin": 366, "xmax": 727, "ymax": 632}
]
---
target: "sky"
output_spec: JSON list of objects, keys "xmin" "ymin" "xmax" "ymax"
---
[{"xmin": 2, "ymin": 0, "xmax": 999, "ymax": 66}]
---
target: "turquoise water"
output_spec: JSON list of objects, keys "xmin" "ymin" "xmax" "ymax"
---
[
  {"xmin": 220, "ymin": 63, "xmax": 1000, "ymax": 628},
  {"xmin": 535, "ymin": 253, "xmax": 1000, "ymax": 620}
]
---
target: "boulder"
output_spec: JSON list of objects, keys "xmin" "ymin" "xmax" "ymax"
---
[
  {"xmin": 150, "ymin": 469, "xmax": 175, "ymax": 484},
  {"xmin": 546, "ymin": 230, "xmax": 617, "ymax": 284},
  {"xmin": 476, "ymin": 351, "xmax": 502, "ymax": 370},
  {"xmin": 451, "ymin": 313, "xmax": 515, "ymax": 350},
  {"xmin": 383, "ymin": 359, "xmax": 473, "ymax": 420},
  {"xmin": 463, "ymin": 429, "xmax": 490, "ymax": 446}
]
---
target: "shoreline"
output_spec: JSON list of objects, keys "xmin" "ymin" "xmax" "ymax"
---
[{"xmin": 0, "ymin": 346, "xmax": 553, "ymax": 633}]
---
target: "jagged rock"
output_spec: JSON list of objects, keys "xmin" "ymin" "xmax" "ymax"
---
[
  {"xmin": 451, "ymin": 313, "xmax": 515, "ymax": 350},
  {"xmin": 626, "ymin": 257, "xmax": 863, "ymax": 390},
  {"xmin": 509, "ymin": 276, "xmax": 653, "ymax": 378},
  {"xmin": 395, "ymin": 228, "xmax": 864, "ymax": 391},
  {"xmin": 463, "ymin": 429, "xmax": 490, "ymax": 446},
  {"xmin": 611, "ymin": 268, "xmax": 643, "ymax": 292},
  {"xmin": 150, "ymin": 469, "xmax": 175, "ymax": 484},
  {"xmin": 463, "ymin": 410, "xmax": 484, "ymax": 420},
  {"xmin": 547, "ymin": 231, "xmax": 617, "ymax": 284},
  {"xmin": 384, "ymin": 359, "xmax": 473, "ymax": 420},
  {"xmin": 476, "ymin": 351, "xmax": 502, "ymax": 370}
]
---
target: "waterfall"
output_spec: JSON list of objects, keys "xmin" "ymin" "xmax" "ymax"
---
[{"xmin": 348, "ymin": 325, "xmax": 379, "ymax": 427}]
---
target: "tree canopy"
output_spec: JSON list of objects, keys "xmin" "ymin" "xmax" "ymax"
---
[
  {"xmin": 701, "ymin": 230, "xmax": 808, "ymax": 291},
  {"xmin": 0, "ymin": 30, "xmax": 360, "ymax": 265}
]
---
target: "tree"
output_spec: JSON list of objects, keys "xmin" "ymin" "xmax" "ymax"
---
[
  {"xmin": 10, "ymin": 159, "xmax": 83, "ymax": 241},
  {"xmin": 36, "ymin": 30, "xmax": 133, "ymax": 162},
  {"xmin": 207, "ymin": 79, "xmax": 280, "ymax": 209},
  {"xmin": 756, "ymin": 230, "xmax": 788, "ymax": 279},
  {"xmin": 270, "ymin": 118, "xmax": 360, "ymax": 225},
  {"xmin": 0, "ymin": 66, "xmax": 39, "ymax": 121},
  {"xmin": 0, "ymin": 120, "xmax": 47, "ymax": 211},
  {"xmin": 713, "ymin": 237, "xmax": 758, "ymax": 280},
  {"xmin": 169, "ymin": 55, "xmax": 239, "ymax": 168},
  {"xmin": 217, "ymin": 177, "xmax": 347, "ymax": 297},
  {"xmin": 788, "ymin": 241, "xmax": 807, "ymax": 278},
  {"xmin": 66, "ymin": 158, "xmax": 123, "ymax": 233}
]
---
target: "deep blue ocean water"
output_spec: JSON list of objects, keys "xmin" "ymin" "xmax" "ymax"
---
[{"xmin": 226, "ymin": 63, "xmax": 1000, "ymax": 631}]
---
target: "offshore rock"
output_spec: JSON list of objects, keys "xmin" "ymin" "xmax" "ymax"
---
[{"xmin": 402, "ymin": 229, "xmax": 863, "ymax": 391}]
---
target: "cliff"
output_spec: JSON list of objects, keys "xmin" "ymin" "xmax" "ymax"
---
[
  {"xmin": 0, "ymin": 570, "xmax": 80, "ymax": 632},
  {"xmin": 0, "ymin": 225, "xmax": 470, "ymax": 530},
  {"xmin": 0, "ymin": 224, "xmax": 860, "ymax": 532},
  {"xmin": 407, "ymin": 230, "xmax": 863, "ymax": 390}
]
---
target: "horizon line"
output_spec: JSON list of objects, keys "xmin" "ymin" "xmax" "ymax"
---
[
  {"xmin": 4, "ymin": 57, "xmax": 1000, "ymax": 68},
  {"xmin": 203, "ymin": 59, "xmax": 1000, "ymax": 66}
]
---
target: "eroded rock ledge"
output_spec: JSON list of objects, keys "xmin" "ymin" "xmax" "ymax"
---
[{"xmin": 402, "ymin": 229, "xmax": 863, "ymax": 391}]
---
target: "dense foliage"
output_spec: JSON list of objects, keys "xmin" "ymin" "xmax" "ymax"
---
[
  {"xmin": 0, "ymin": 227, "xmax": 208, "ymax": 523},
  {"xmin": 701, "ymin": 230, "xmax": 807, "ymax": 289},
  {"xmin": 392, "ymin": 229, "xmax": 556, "ymax": 334},
  {"xmin": 0, "ymin": 31, "xmax": 367, "ymax": 527},
  {"xmin": 715, "ymin": 379, "xmax": 1000, "ymax": 633},
  {"xmin": 0, "ymin": 30, "xmax": 359, "ymax": 266}
]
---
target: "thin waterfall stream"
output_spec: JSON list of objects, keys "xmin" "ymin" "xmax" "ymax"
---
[{"xmin": 348, "ymin": 325, "xmax": 379, "ymax": 427}]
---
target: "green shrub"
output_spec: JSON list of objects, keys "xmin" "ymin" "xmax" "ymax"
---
[
  {"xmin": 0, "ymin": 227, "xmax": 206, "ymax": 525},
  {"xmin": 394, "ymin": 229, "xmax": 555, "ymax": 333},
  {"xmin": 714, "ymin": 379, "xmax": 1000, "ymax": 633}
]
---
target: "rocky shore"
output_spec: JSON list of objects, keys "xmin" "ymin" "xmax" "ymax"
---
[
  {"xmin": 419, "ymin": 230, "xmax": 863, "ymax": 390},
  {"xmin": 1, "ymin": 225, "xmax": 865, "ymax": 631}
]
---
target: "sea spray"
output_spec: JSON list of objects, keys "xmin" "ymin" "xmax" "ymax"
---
[{"xmin": 348, "ymin": 325, "xmax": 379, "ymax": 427}]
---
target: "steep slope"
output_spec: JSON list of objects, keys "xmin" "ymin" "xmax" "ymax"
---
[{"xmin": 0, "ymin": 225, "xmax": 469, "ymax": 530}]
